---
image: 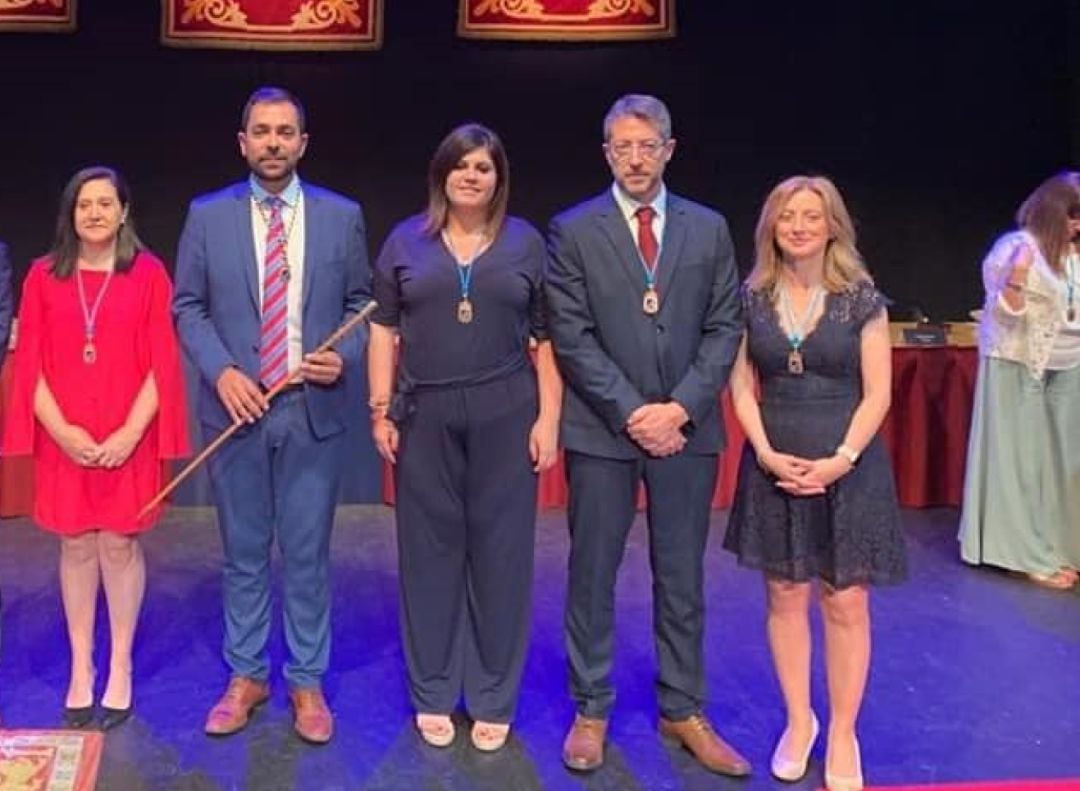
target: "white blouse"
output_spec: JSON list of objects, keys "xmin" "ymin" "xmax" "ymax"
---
[{"xmin": 978, "ymin": 230, "xmax": 1080, "ymax": 378}]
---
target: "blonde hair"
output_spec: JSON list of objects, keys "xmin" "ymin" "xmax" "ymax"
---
[{"xmin": 746, "ymin": 175, "xmax": 872, "ymax": 294}]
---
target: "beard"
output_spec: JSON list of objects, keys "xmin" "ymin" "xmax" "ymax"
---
[{"xmin": 250, "ymin": 156, "xmax": 294, "ymax": 184}]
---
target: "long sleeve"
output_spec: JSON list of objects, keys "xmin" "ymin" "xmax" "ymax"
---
[
  {"xmin": 545, "ymin": 215, "xmax": 646, "ymax": 435},
  {"xmin": 2, "ymin": 263, "xmax": 46, "ymax": 456},
  {"xmin": 172, "ymin": 202, "xmax": 236, "ymax": 387},
  {"xmin": 332, "ymin": 202, "xmax": 373, "ymax": 371},
  {"xmin": 141, "ymin": 260, "xmax": 190, "ymax": 459},
  {"xmin": 669, "ymin": 215, "xmax": 743, "ymax": 428}
]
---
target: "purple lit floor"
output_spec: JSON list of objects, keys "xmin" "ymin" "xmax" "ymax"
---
[{"xmin": 0, "ymin": 506, "xmax": 1077, "ymax": 790}]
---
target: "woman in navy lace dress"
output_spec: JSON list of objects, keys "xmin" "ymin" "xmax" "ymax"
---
[{"xmin": 724, "ymin": 176, "xmax": 906, "ymax": 791}]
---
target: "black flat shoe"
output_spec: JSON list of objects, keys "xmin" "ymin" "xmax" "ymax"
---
[
  {"xmin": 62, "ymin": 705, "xmax": 95, "ymax": 729},
  {"xmin": 100, "ymin": 705, "xmax": 132, "ymax": 731}
]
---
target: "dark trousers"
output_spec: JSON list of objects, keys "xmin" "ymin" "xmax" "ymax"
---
[
  {"xmin": 206, "ymin": 390, "xmax": 345, "ymax": 689},
  {"xmin": 395, "ymin": 368, "xmax": 539, "ymax": 722},
  {"xmin": 564, "ymin": 450, "xmax": 717, "ymax": 720}
]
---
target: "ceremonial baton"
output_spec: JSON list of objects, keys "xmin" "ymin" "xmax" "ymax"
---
[{"xmin": 138, "ymin": 300, "xmax": 378, "ymax": 519}]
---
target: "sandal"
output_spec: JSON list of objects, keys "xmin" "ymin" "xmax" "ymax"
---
[
  {"xmin": 1027, "ymin": 570, "xmax": 1077, "ymax": 590},
  {"xmin": 471, "ymin": 720, "xmax": 510, "ymax": 752},
  {"xmin": 415, "ymin": 713, "xmax": 455, "ymax": 747}
]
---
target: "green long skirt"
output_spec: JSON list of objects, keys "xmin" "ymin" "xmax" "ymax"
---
[{"xmin": 959, "ymin": 356, "xmax": 1080, "ymax": 575}]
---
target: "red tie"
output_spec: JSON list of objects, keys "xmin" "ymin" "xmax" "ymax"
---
[
  {"xmin": 259, "ymin": 197, "xmax": 289, "ymax": 389},
  {"xmin": 635, "ymin": 205, "xmax": 658, "ymax": 269}
]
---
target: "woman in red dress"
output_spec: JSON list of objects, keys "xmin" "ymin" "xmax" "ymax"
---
[{"xmin": 2, "ymin": 166, "xmax": 189, "ymax": 729}]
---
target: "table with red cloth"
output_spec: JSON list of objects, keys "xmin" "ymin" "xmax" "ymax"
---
[
  {"xmin": 382, "ymin": 346, "xmax": 979, "ymax": 510},
  {"xmin": 0, "ymin": 356, "xmax": 33, "ymax": 518},
  {"xmin": 1, "ymin": 347, "xmax": 979, "ymax": 516}
]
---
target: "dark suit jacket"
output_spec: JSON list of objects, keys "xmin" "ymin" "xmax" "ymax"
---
[
  {"xmin": 0, "ymin": 242, "xmax": 12, "ymax": 371},
  {"xmin": 546, "ymin": 189, "xmax": 742, "ymax": 460},
  {"xmin": 172, "ymin": 181, "xmax": 371, "ymax": 438}
]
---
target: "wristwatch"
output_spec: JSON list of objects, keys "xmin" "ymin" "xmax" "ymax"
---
[{"xmin": 835, "ymin": 444, "xmax": 860, "ymax": 465}]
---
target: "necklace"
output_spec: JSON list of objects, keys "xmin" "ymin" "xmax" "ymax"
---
[
  {"xmin": 76, "ymin": 265, "xmax": 114, "ymax": 365},
  {"xmin": 635, "ymin": 209, "xmax": 663, "ymax": 315},
  {"xmin": 442, "ymin": 228, "xmax": 489, "ymax": 324},
  {"xmin": 253, "ymin": 193, "xmax": 300, "ymax": 282},
  {"xmin": 1066, "ymin": 253, "xmax": 1078, "ymax": 323},
  {"xmin": 778, "ymin": 282, "xmax": 825, "ymax": 375}
]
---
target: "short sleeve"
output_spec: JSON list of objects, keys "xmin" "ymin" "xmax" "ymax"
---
[
  {"xmin": 371, "ymin": 226, "xmax": 403, "ymax": 328},
  {"xmin": 525, "ymin": 225, "xmax": 550, "ymax": 342},
  {"xmin": 847, "ymin": 280, "xmax": 888, "ymax": 328},
  {"xmin": 741, "ymin": 284, "xmax": 773, "ymax": 331}
]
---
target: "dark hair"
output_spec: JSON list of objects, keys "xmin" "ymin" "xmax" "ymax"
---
[
  {"xmin": 49, "ymin": 166, "xmax": 143, "ymax": 279},
  {"xmin": 1016, "ymin": 170, "xmax": 1080, "ymax": 274},
  {"xmin": 241, "ymin": 85, "xmax": 307, "ymax": 133},
  {"xmin": 423, "ymin": 123, "xmax": 509, "ymax": 237}
]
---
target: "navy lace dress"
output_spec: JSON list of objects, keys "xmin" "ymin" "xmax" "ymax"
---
[{"xmin": 723, "ymin": 281, "xmax": 907, "ymax": 588}]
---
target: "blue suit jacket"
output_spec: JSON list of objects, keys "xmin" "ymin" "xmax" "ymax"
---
[
  {"xmin": 172, "ymin": 181, "xmax": 371, "ymax": 438},
  {"xmin": 0, "ymin": 242, "xmax": 12, "ymax": 371},
  {"xmin": 546, "ymin": 190, "xmax": 742, "ymax": 460}
]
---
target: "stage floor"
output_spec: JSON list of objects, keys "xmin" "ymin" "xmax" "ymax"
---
[{"xmin": 0, "ymin": 506, "xmax": 1077, "ymax": 791}]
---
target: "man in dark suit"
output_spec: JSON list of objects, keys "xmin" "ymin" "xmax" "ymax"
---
[
  {"xmin": 546, "ymin": 94, "xmax": 747, "ymax": 774},
  {"xmin": 173, "ymin": 86, "xmax": 371, "ymax": 744}
]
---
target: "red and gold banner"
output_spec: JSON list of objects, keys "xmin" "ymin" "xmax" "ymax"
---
[
  {"xmin": 161, "ymin": 0, "xmax": 382, "ymax": 51},
  {"xmin": 0, "ymin": 0, "xmax": 76, "ymax": 33},
  {"xmin": 458, "ymin": 0, "xmax": 674, "ymax": 42}
]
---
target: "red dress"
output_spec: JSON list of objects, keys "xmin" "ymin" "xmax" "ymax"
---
[{"xmin": 1, "ymin": 252, "xmax": 190, "ymax": 534}]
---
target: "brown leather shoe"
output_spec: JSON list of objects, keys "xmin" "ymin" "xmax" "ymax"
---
[
  {"xmin": 562, "ymin": 714, "xmax": 607, "ymax": 772},
  {"xmin": 204, "ymin": 677, "xmax": 269, "ymax": 736},
  {"xmin": 290, "ymin": 687, "xmax": 333, "ymax": 745},
  {"xmin": 659, "ymin": 713, "xmax": 752, "ymax": 776}
]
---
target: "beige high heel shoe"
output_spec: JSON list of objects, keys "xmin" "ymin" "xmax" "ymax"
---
[
  {"xmin": 771, "ymin": 712, "xmax": 819, "ymax": 781},
  {"xmin": 825, "ymin": 736, "xmax": 863, "ymax": 791}
]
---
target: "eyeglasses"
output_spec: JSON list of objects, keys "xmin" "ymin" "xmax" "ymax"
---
[{"xmin": 606, "ymin": 139, "xmax": 668, "ymax": 161}]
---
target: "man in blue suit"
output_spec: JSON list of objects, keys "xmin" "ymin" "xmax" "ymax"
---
[
  {"xmin": 173, "ymin": 86, "xmax": 371, "ymax": 744},
  {"xmin": 547, "ymin": 95, "xmax": 747, "ymax": 774}
]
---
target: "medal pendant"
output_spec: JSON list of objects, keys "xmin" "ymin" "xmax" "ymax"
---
[
  {"xmin": 457, "ymin": 298, "xmax": 474, "ymax": 324},
  {"xmin": 281, "ymin": 265, "xmax": 291, "ymax": 283},
  {"xmin": 642, "ymin": 287, "xmax": 660, "ymax": 315},
  {"xmin": 1069, "ymin": 307, "xmax": 1077, "ymax": 323},
  {"xmin": 787, "ymin": 349, "xmax": 804, "ymax": 375},
  {"xmin": 83, "ymin": 340, "xmax": 97, "ymax": 365}
]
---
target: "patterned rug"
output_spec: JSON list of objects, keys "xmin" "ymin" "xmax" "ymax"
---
[{"xmin": 0, "ymin": 731, "xmax": 102, "ymax": 791}]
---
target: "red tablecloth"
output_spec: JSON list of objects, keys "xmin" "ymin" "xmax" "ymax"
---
[
  {"xmin": 880, "ymin": 346, "xmax": 978, "ymax": 507},
  {"xmin": 382, "ymin": 346, "xmax": 979, "ymax": 510},
  {"xmin": 0, "ymin": 356, "xmax": 34, "ymax": 518},
  {"xmin": 0, "ymin": 347, "xmax": 976, "ymax": 516}
]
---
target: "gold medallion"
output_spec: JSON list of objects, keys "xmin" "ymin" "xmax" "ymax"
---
[
  {"xmin": 83, "ymin": 340, "xmax": 97, "ymax": 365},
  {"xmin": 642, "ymin": 287, "xmax": 659, "ymax": 315},
  {"xmin": 787, "ymin": 349, "xmax": 804, "ymax": 375},
  {"xmin": 457, "ymin": 298, "xmax": 474, "ymax": 324}
]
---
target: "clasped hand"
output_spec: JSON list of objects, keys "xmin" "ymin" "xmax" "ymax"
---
[
  {"xmin": 759, "ymin": 449, "xmax": 851, "ymax": 496},
  {"xmin": 626, "ymin": 402, "xmax": 688, "ymax": 458},
  {"xmin": 60, "ymin": 424, "xmax": 140, "ymax": 469}
]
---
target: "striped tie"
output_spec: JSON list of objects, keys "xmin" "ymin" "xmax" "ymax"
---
[{"xmin": 259, "ymin": 196, "xmax": 289, "ymax": 389}]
